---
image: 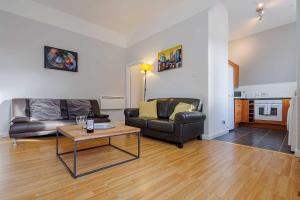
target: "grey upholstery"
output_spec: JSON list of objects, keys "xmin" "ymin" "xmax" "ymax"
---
[
  {"xmin": 67, "ymin": 99, "xmax": 92, "ymax": 119},
  {"xmin": 10, "ymin": 120, "xmax": 75, "ymax": 134},
  {"xmin": 9, "ymin": 98, "xmax": 110, "ymax": 138},
  {"xmin": 124, "ymin": 98, "xmax": 206, "ymax": 148},
  {"xmin": 29, "ymin": 99, "xmax": 62, "ymax": 121}
]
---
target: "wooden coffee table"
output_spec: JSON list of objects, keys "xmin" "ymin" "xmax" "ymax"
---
[{"xmin": 56, "ymin": 124, "xmax": 141, "ymax": 179}]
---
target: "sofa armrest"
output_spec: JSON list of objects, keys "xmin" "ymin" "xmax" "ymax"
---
[
  {"xmin": 95, "ymin": 114, "xmax": 109, "ymax": 118},
  {"xmin": 11, "ymin": 116, "xmax": 30, "ymax": 124},
  {"xmin": 124, "ymin": 108, "xmax": 139, "ymax": 118},
  {"xmin": 174, "ymin": 112, "xmax": 206, "ymax": 124}
]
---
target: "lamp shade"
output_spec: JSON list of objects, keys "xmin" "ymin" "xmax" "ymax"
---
[{"xmin": 140, "ymin": 64, "xmax": 153, "ymax": 72}]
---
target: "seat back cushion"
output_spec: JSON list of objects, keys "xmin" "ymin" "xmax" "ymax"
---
[
  {"xmin": 90, "ymin": 100, "xmax": 101, "ymax": 116},
  {"xmin": 148, "ymin": 98, "xmax": 201, "ymax": 118},
  {"xmin": 168, "ymin": 98, "xmax": 199, "ymax": 113},
  {"xmin": 29, "ymin": 99, "xmax": 62, "ymax": 121},
  {"xmin": 67, "ymin": 100, "xmax": 92, "ymax": 119},
  {"xmin": 169, "ymin": 103, "xmax": 195, "ymax": 120},
  {"xmin": 60, "ymin": 100, "xmax": 69, "ymax": 119},
  {"xmin": 139, "ymin": 100, "xmax": 158, "ymax": 118},
  {"xmin": 157, "ymin": 99, "xmax": 171, "ymax": 118}
]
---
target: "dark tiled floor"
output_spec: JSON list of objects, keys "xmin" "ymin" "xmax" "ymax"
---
[{"xmin": 215, "ymin": 127, "xmax": 293, "ymax": 154}]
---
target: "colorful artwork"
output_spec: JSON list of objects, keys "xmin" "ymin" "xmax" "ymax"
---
[
  {"xmin": 44, "ymin": 46, "xmax": 78, "ymax": 72},
  {"xmin": 158, "ymin": 45, "xmax": 182, "ymax": 72}
]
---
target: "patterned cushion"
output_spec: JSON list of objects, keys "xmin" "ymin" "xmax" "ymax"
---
[
  {"xmin": 67, "ymin": 100, "xmax": 92, "ymax": 119},
  {"xmin": 29, "ymin": 99, "xmax": 62, "ymax": 121}
]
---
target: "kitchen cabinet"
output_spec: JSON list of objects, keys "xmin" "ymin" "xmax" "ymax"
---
[
  {"xmin": 235, "ymin": 99, "xmax": 249, "ymax": 127},
  {"xmin": 234, "ymin": 100, "xmax": 242, "ymax": 127},
  {"xmin": 235, "ymin": 98, "xmax": 290, "ymax": 130},
  {"xmin": 241, "ymin": 100, "xmax": 249, "ymax": 123}
]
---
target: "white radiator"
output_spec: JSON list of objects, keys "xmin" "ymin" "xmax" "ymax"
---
[{"xmin": 100, "ymin": 96, "xmax": 125, "ymax": 110}]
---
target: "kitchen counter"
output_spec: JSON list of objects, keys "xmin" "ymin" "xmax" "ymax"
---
[{"xmin": 234, "ymin": 97, "xmax": 292, "ymax": 100}]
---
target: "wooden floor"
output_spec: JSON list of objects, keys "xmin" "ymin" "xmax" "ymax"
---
[{"xmin": 0, "ymin": 135, "xmax": 299, "ymax": 200}]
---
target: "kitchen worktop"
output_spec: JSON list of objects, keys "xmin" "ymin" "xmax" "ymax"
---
[{"xmin": 234, "ymin": 97, "xmax": 292, "ymax": 100}]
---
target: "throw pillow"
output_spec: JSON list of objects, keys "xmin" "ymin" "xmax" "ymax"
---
[
  {"xmin": 29, "ymin": 99, "xmax": 62, "ymax": 121},
  {"xmin": 67, "ymin": 100, "xmax": 92, "ymax": 119},
  {"xmin": 139, "ymin": 100, "xmax": 158, "ymax": 118},
  {"xmin": 169, "ymin": 103, "xmax": 195, "ymax": 120}
]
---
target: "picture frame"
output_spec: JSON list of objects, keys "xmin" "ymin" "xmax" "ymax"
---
[
  {"xmin": 44, "ymin": 46, "xmax": 78, "ymax": 72},
  {"xmin": 158, "ymin": 45, "xmax": 182, "ymax": 72}
]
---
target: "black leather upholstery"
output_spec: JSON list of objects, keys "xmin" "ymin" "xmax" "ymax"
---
[
  {"xmin": 124, "ymin": 98, "xmax": 206, "ymax": 148},
  {"xmin": 9, "ymin": 98, "xmax": 110, "ymax": 138},
  {"xmin": 124, "ymin": 108, "xmax": 139, "ymax": 118},
  {"xmin": 156, "ymin": 99, "xmax": 170, "ymax": 118},
  {"xmin": 148, "ymin": 119, "xmax": 174, "ymax": 133},
  {"xmin": 175, "ymin": 112, "xmax": 206, "ymax": 124},
  {"xmin": 126, "ymin": 117, "xmax": 155, "ymax": 128}
]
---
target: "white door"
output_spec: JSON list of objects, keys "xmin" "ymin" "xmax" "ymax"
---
[
  {"xmin": 228, "ymin": 66, "xmax": 235, "ymax": 130},
  {"xmin": 128, "ymin": 65, "xmax": 143, "ymax": 108}
]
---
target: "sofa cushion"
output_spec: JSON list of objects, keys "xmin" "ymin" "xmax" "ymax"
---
[
  {"xmin": 29, "ymin": 99, "xmax": 62, "ymax": 121},
  {"xmin": 156, "ymin": 99, "xmax": 170, "ymax": 119},
  {"xmin": 90, "ymin": 100, "xmax": 101, "ymax": 116},
  {"xmin": 169, "ymin": 103, "xmax": 195, "ymax": 120},
  {"xmin": 148, "ymin": 119, "xmax": 175, "ymax": 133},
  {"xmin": 67, "ymin": 100, "xmax": 92, "ymax": 119},
  {"xmin": 127, "ymin": 117, "xmax": 154, "ymax": 128},
  {"xmin": 10, "ymin": 120, "xmax": 75, "ymax": 134},
  {"xmin": 60, "ymin": 100, "xmax": 69, "ymax": 119},
  {"xmin": 139, "ymin": 100, "xmax": 157, "ymax": 118}
]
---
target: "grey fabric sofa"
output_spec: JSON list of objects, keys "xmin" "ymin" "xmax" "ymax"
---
[
  {"xmin": 124, "ymin": 98, "xmax": 206, "ymax": 148},
  {"xmin": 9, "ymin": 98, "xmax": 110, "ymax": 138}
]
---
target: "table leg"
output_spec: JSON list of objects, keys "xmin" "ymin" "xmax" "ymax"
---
[
  {"xmin": 109, "ymin": 137, "xmax": 111, "ymax": 145},
  {"xmin": 56, "ymin": 131, "xmax": 59, "ymax": 156},
  {"xmin": 138, "ymin": 132, "xmax": 140, "ymax": 158},
  {"xmin": 73, "ymin": 142, "xmax": 77, "ymax": 178}
]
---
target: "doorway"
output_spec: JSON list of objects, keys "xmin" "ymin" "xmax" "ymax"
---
[
  {"xmin": 228, "ymin": 65, "xmax": 235, "ymax": 130},
  {"xmin": 126, "ymin": 64, "xmax": 144, "ymax": 108}
]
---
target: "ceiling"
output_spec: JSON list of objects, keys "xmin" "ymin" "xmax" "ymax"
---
[
  {"xmin": 223, "ymin": 0, "xmax": 296, "ymax": 40},
  {"xmin": 32, "ymin": 0, "xmax": 296, "ymax": 42},
  {"xmin": 32, "ymin": 0, "xmax": 187, "ymax": 35}
]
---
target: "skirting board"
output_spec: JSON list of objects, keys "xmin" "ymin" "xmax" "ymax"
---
[
  {"xmin": 202, "ymin": 129, "xmax": 229, "ymax": 140},
  {"xmin": 0, "ymin": 133, "xmax": 9, "ymax": 138},
  {"xmin": 295, "ymin": 149, "xmax": 300, "ymax": 157}
]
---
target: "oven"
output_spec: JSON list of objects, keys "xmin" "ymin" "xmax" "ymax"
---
[{"xmin": 254, "ymin": 100, "xmax": 282, "ymax": 121}]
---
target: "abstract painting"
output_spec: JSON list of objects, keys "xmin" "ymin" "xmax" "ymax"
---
[
  {"xmin": 158, "ymin": 45, "xmax": 182, "ymax": 72},
  {"xmin": 44, "ymin": 46, "xmax": 78, "ymax": 72}
]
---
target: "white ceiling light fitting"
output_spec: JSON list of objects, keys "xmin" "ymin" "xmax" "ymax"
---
[{"xmin": 256, "ymin": 3, "xmax": 264, "ymax": 20}]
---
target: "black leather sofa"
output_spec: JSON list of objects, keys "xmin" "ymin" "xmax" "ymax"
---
[
  {"xmin": 124, "ymin": 98, "xmax": 206, "ymax": 148},
  {"xmin": 9, "ymin": 98, "xmax": 110, "ymax": 138}
]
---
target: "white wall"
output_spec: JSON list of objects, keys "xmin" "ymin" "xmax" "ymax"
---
[
  {"xmin": 205, "ymin": 3, "xmax": 229, "ymax": 139},
  {"xmin": 126, "ymin": 3, "xmax": 228, "ymax": 138},
  {"xmin": 0, "ymin": 11, "xmax": 126, "ymax": 136},
  {"xmin": 229, "ymin": 23, "xmax": 297, "ymax": 86},
  {"xmin": 236, "ymin": 82, "xmax": 297, "ymax": 99},
  {"xmin": 296, "ymin": 1, "xmax": 300, "ymax": 157},
  {"xmin": 126, "ymin": 10, "xmax": 210, "ymax": 134}
]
